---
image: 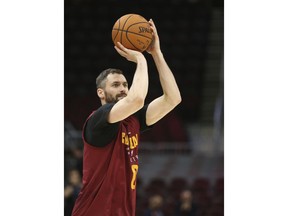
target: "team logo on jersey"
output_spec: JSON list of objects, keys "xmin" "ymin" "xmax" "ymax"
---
[
  {"xmin": 121, "ymin": 132, "xmax": 138, "ymax": 150},
  {"xmin": 122, "ymin": 132, "xmax": 139, "ymax": 163}
]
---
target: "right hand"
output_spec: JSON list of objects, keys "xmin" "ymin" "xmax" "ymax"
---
[{"xmin": 114, "ymin": 42, "xmax": 145, "ymax": 63}]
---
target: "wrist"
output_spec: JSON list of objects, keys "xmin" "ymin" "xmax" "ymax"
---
[
  {"xmin": 151, "ymin": 50, "xmax": 164, "ymax": 61},
  {"xmin": 135, "ymin": 54, "xmax": 147, "ymax": 64}
]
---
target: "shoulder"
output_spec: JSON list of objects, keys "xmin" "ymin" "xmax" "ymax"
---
[
  {"xmin": 92, "ymin": 103, "xmax": 115, "ymax": 117},
  {"xmin": 87, "ymin": 103, "xmax": 116, "ymax": 126},
  {"xmin": 84, "ymin": 103, "xmax": 119, "ymax": 147}
]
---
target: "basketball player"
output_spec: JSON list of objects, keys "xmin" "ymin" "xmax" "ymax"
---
[{"xmin": 71, "ymin": 19, "xmax": 181, "ymax": 216}]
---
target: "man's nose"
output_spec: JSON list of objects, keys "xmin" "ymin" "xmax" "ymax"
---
[{"xmin": 120, "ymin": 85, "xmax": 127, "ymax": 92}]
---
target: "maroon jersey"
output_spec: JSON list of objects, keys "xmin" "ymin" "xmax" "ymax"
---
[{"xmin": 72, "ymin": 104, "xmax": 149, "ymax": 216}]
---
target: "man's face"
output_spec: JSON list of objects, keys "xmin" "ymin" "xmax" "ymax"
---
[{"xmin": 102, "ymin": 73, "xmax": 128, "ymax": 103}]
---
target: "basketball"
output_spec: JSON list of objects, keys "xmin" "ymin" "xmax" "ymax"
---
[{"xmin": 112, "ymin": 14, "xmax": 153, "ymax": 52}]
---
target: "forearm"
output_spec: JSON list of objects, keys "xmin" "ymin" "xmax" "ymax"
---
[
  {"xmin": 107, "ymin": 56, "xmax": 148, "ymax": 123},
  {"xmin": 127, "ymin": 56, "xmax": 149, "ymax": 102},
  {"xmin": 152, "ymin": 51, "xmax": 181, "ymax": 105}
]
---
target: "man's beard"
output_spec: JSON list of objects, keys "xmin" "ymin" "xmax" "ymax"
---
[{"xmin": 104, "ymin": 92, "xmax": 127, "ymax": 103}]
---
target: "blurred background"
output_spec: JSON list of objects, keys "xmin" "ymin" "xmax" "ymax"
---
[{"xmin": 64, "ymin": 0, "xmax": 224, "ymax": 215}]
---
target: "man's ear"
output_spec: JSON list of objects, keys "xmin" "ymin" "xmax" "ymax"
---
[{"xmin": 97, "ymin": 88, "xmax": 104, "ymax": 99}]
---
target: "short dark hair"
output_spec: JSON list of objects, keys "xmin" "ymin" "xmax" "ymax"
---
[{"xmin": 96, "ymin": 68, "xmax": 123, "ymax": 89}]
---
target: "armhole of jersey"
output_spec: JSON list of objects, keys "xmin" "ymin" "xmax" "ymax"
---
[{"xmin": 135, "ymin": 104, "xmax": 153, "ymax": 133}]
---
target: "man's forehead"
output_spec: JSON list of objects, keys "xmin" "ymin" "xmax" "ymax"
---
[{"xmin": 106, "ymin": 73, "xmax": 127, "ymax": 82}]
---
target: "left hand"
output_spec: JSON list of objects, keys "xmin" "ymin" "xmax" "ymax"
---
[{"xmin": 146, "ymin": 19, "xmax": 161, "ymax": 55}]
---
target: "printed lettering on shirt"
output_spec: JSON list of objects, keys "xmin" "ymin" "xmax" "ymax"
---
[
  {"xmin": 121, "ymin": 132, "xmax": 139, "ymax": 189},
  {"xmin": 121, "ymin": 132, "xmax": 138, "ymax": 149},
  {"xmin": 131, "ymin": 164, "xmax": 138, "ymax": 189}
]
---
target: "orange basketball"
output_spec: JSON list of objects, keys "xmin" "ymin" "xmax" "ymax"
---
[{"xmin": 112, "ymin": 14, "xmax": 153, "ymax": 52}]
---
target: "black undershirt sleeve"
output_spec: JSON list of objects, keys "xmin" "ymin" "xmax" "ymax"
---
[
  {"xmin": 84, "ymin": 103, "xmax": 119, "ymax": 147},
  {"xmin": 84, "ymin": 104, "xmax": 152, "ymax": 147}
]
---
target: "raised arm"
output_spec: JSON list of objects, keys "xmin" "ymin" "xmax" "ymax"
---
[
  {"xmin": 107, "ymin": 42, "xmax": 149, "ymax": 123},
  {"xmin": 145, "ymin": 19, "xmax": 182, "ymax": 126}
]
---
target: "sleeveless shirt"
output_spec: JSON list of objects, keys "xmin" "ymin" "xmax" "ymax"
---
[{"xmin": 72, "ymin": 104, "xmax": 148, "ymax": 216}]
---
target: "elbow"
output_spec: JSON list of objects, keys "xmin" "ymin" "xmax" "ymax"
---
[
  {"xmin": 176, "ymin": 94, "xmax": 182, "ymax": 105},
  {"xmin": 166, "ymin": 94, "xmax": 182, "ymax": 108},
  {"xmin": 134, "ymin": 96, "xmax": 145, "ymax": 108},
  {"xmin": 173, "ymin": 93, "xmax": 182, "ymax": 107}
]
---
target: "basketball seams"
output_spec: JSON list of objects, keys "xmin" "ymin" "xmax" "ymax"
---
[
  {"xmin": 126, "ymin": 22, "xmax": 152, "ymax": 40},
  {"xmin": 113, "ymin": 29, "xmax": 152, "ymax": 40},
  {"xmin": 127, "ymin": 31, "xmax": 153, "ymax": 40},
  {"xmin": 112, "ymin": 21, "xmax": 149, "ymax": 31},
  {"xmin": 112, "ymin": 19, "xmax": 120, "ymax": 42},
  {"xmin": 125, "ymin": 31, "xmax": 152, "ymax": 52},
  {"xmin": 120, "ymin": 14, "xmax": 135, "ymax": 44},
  {"xmin": 113, "ymin": 21, "xmax": 152, "ymax": 40},
  {"xmin": 125, "ymin": 32, "xmax": 141, "ymax": 51},
  {"xmin": 112, "ymin": 14, "xmax": 152, "ymax": 52},
  {"xmin": 126, "ymin": 21, "xmax": 150, "ymax": 27}
]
